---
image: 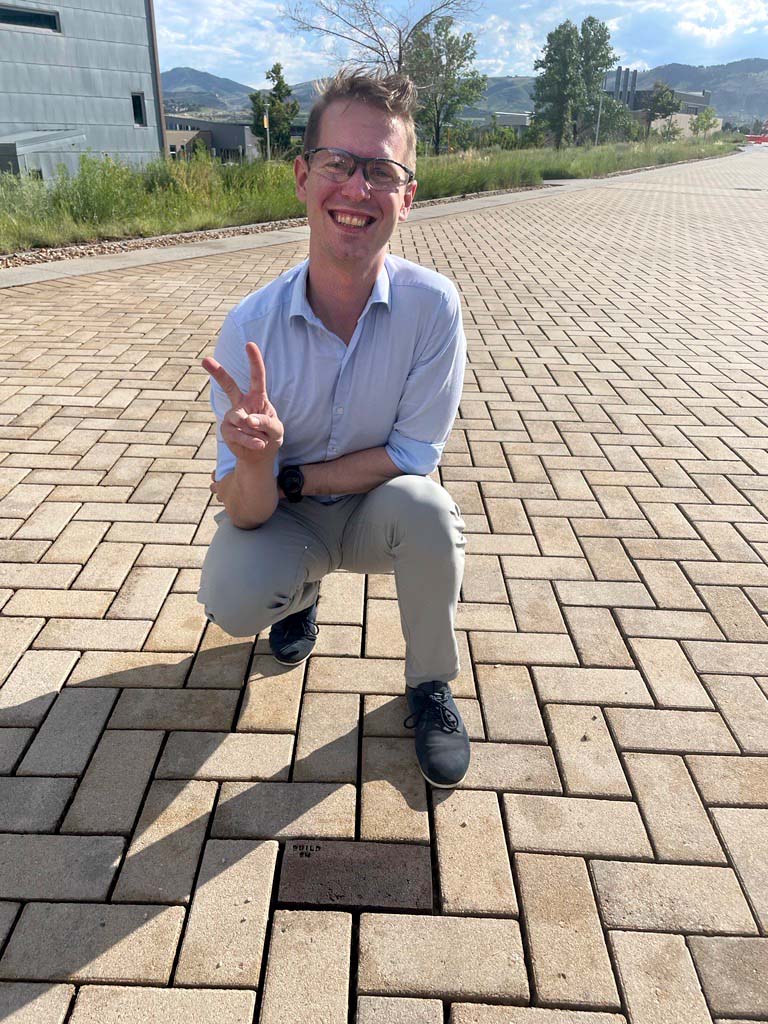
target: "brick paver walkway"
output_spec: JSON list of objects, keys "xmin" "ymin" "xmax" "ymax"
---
[{"xmin": 0, "ymin": 148, "xmax": 767, "ymax": 1023}]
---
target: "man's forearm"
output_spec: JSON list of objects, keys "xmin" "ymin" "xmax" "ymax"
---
[
  {"xmin": 301, "ymin": 446, "xmax": 403, "ymax": 496},
  {"xmin": 217, "ymin": 457, "xmax": 279, "ymax": 529}
]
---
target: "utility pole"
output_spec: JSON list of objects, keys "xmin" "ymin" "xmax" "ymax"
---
[
  {"xmin": 595, "ymin": 73, "xmax": 609, "ymax": 146},
  {"xmin": 263, "ymin": 97, "xmax": 271, "ymax": 162}
]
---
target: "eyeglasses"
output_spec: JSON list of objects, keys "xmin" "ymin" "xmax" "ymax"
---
[{"xmin": 304, "ymin": 147, "xmax": 414, "ymax": 190}]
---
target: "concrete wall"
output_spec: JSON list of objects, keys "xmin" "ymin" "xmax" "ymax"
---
[
  {"xmin": 652, "ymin": 111, "xmax": 723, "ymax": 138},
  {"xmin": 0, "ymin": 0, "xmax": 164, "ymax": 177}
]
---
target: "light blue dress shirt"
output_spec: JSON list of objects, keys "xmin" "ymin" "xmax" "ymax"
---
[{"xmin": 210, "ymin": 254, "xmax": 466, "ymax": 503}]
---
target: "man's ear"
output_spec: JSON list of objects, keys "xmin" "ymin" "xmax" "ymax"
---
[
  {"xmin": 294, "ymin": 154, "xmax": 308, "ymax": 203},
  {"xmin": 398, "ymin": 179, "xmax": 417, "ymax": 222}
]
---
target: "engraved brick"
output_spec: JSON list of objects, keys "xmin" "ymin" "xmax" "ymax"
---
[
  {"xmin": 503, "ymin": 794, "xmax": 651, "ymax": 858},
  {"xmin": 213, "ymin": 781, "xmax": 356, "ymax": 839},
  {"xmin": 175, "ymin": 839, "xmax": 277, "ymax": 987},
  {"xmin": 591, "ymin": 861, "xmax": 757, "ymax": 934},
  {"xmin": 359, "ymin": 913, "xmax": 528, "ymax": 1001},
  {"xmin": 434, "ymin": 789, "xmax": 517, "ymax": 915},
  {"xmin": 0, "ymin": 903, "xmax": 184, "ymax": 983},
  {"xmin": 278, "ymin": 839, "xmax": 432, "ymax": 910},
  {"xmin": 517, "ymin": 853, "xmax": 618, "ymax": 1009},
  {"xmin": 259, "ymin": 911, "xmax": 350, "ymax": 1024},
  {"xmin": 107, "ymin": 780, "xmax": 212, "ymax": 904}
]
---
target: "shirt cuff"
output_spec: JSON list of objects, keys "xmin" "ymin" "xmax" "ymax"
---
[{"xmin": 385, "ymin": 432, "xmax": 443, "ymax": 476}]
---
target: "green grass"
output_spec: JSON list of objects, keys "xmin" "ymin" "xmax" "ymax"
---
[{"xmin": 0, "ymin": 138, "xmax": 739, "ymax": 255}]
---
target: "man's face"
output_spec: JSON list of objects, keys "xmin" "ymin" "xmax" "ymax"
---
[{"xmin": 294, "ymin": 99, "xmax": 417, "ymax": 272}]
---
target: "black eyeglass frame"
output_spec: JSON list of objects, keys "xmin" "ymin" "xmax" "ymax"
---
[{"xmin": 303, "ymin": 147, "xmax": 415, "ymax": 189}]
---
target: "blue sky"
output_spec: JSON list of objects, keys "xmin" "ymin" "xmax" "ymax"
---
[{"xmin": 155, "ymin": 0, "xmax": 768, "ymax": 88}]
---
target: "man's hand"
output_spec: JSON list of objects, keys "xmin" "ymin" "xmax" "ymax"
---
[{"xmin": 202, "ymin": 342, "xmax": 284, "ymax": 466}]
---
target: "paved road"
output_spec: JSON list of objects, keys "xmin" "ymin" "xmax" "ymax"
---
[{"xmin": 0, "ymin": 148, "xmax": 766, "ymax": 1023}]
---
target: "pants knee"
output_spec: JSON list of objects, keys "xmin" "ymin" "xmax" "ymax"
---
[{"xmin": 379, "ymin": 476, "xmax": 465, "ymax": 554}]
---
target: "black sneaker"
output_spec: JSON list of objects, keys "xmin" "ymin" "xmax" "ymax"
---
[
  {"xmin": 403, "ymin": 680, "xmax": 470, "ymax": 788},
  {"xmin": 268, "ymin": 601, "xmax": 319, "ymax": 666}
]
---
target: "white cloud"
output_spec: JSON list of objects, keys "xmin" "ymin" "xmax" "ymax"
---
[{"xmin": 674, "ymin": 0, "xmax": 768, "ymax": 45}]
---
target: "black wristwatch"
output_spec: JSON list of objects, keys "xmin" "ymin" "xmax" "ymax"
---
[{"xmin": 277, "ymin": 465, "xmax": 305, "ymax": 503}]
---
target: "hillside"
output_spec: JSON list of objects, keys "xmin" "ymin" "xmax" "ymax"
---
[{"xmin": 161, "ymin": 60, "xmax": 767, "ymax": 123}]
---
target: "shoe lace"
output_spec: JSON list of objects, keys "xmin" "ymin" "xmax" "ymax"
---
[
  {"xmin": 282, "ymin": 618, "xmax": 319, "ymax": 644},
  {"xmin": 403, "ymin": 690, "xmax": 459, "ymax": 734}
]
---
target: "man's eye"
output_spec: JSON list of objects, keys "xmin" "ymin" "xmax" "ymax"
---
[
  {"xmin": 369, "ymin": 162, "xmax": 399, "ymax": 184},
  {"xmin": 325, "ymin": 155, "xmax": 351, "ymax": 171}
]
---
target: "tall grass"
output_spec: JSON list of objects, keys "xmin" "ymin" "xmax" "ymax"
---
[{"xmin": 0, "ymin": 138, "xmax": 739, "ymax": 254}]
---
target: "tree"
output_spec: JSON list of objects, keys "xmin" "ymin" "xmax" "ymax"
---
[
  {"xmin": 645, "ymin": 81, "xmax": 680, "ymax": 138},
  {"xmin": 577, "ymin": 16, "xmax": 616, "ymax": 141},
  {"xmin": 283, "ymin": 0, "xmax": 480, "ymax": 74},
  {"xmin": 250, "ymin": 63, "xmax": 300, "ymax": 156},
  {"xmin": 404, "ymin": 16, "xmax": 486, "ymax": 154},
  {"xmin": 532, "ymin": 20, "xmax": 584, "ymax": 148},
  {"xmin": 581, "ymin": 95, "xmax": 639, "ymax": 143},
  {"xmin": 690, "ymin": 106, "xmax": 718, "ymax": 137},
  {"xmin": 657, "ymin": 115, "xmax": 682, "ymax": 141}
]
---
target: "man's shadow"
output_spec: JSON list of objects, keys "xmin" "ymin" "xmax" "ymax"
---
[{"xmin": 0, "ymin": 621, "xmax": 441, "ymax": 1017}]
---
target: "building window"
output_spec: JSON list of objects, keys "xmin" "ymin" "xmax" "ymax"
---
[
  {"xmin": 131, "ymin": 92, "xmax": 147, "ymax": 126},
  {"xmin": 0, "ymin": 4, "xmax": 61, "ymax": 30}
]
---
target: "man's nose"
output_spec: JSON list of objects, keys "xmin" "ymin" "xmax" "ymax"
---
[{"xmin": 339, "ymin": 163, "xmax": 371, "ymax": 198}]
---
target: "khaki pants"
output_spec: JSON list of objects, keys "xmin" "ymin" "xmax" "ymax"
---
[{"xmin": 197, "ymin": 475, "xmax": 465, "ymax": 686}]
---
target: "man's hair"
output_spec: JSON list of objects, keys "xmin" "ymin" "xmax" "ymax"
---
[{"xmin": 304, "ymin": 67, "xmax": 418, "ymax": 169}]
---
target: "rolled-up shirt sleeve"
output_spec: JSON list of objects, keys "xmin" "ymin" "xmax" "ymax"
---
[{"xmin": 385, "ymin": 285, "xmax": 466, "ymax": 476}]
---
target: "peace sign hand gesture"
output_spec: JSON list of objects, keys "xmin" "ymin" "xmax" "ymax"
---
[{"xmin": 202, "ymin": 342, "xmax": 284, "ymax": 467}]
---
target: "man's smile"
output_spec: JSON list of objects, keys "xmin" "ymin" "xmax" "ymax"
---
[{"xmin": 329, "ymin": 209, "xmax": 376, "ymax": 229}]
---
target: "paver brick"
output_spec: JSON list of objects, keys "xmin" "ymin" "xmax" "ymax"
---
[
  {"xmin": 450, "ymin": 1010, "xmax": 626, "ymax": 1023},
  {"xmin": 0, "ymin": 618, "xmax": 43, "ymax": 685},
  {"xmin": 357, "ymin": 996, "xmax": 443, "ymax": 1023},
  {"xmin": 158, "ymin": 730, "xmax": 292, "ymax": 780},
  {"xmin": 293, "ymin": 692, "xmax": 359, "ymax": 783},
  {"xmin": 712, "ymin": 807, "xmax": 768, "ymax": 931},
  {"xmin": 608, "ymin": 931, "xmax": 711, "ymax": 1024},
  {"xmin": 685, "ymin": 754, "xmax": 768, "ymax": 806},
  {"xmin": 144, "ymin": 592, "xmax": 208, "ymax": 652},
  {"xmin": 434, "ymin": 790, "xmax": 517, "ymax": 915},
  {"xmin": 503, "ymin": 794, "xmax": 652, "ymax": 857},
  {"xmin": 0, "ymin": 729, "xmax": 31, "ymax": 773},
  {"xmin": 187, "ymin": 621, "xmax": 253, "ymax": 687},
  {"xmin": 237, "ymin": 658, "xmax": 304, "ymax": 731},
  {"xmin": 359, "ymin": 913, "xmax": 528, "ymax": 1001},
  {"xmin": 629, "ymin": 638, "xmax": 712, "ymax": 708},
  {"xmin": 624, "ymin": 753, "xmax": 724, "ymax": 863},
  {"xmin": 517, "ymin": 853, "xmax": 618, "ymax": 1009},
  {"xmin": 175, "ymin": 838, "xmax": 277, "ymax": 987},
  {"xmin": 33, "ymin": 618, "xmax": 151, "ymax": 651},
  {"xmin": 361, "ymin": 737, "xmax": 429, "ymax": 842},
  {"xmin": 0, "ymin": 902, "xmax": 185, "ymax": 982},
  {"xmin": 0, "ymin": 982, "xmax": 74, "ymax": 1024},
  {"xmin": 605, "ymin": 707, "xmax": 739, "ymax": 753},
  {"xmin": 0, "ymin": 835, "xmax": 123, "ymax": 900},
  {"xmin": 279, "ymin": 839, "xmax": 432, "ymax": 910},
  {"xmin": 212, "ymin": 781, "xmax": 356, "ymax": 839},
  {"xmin": 533, "ymin": 667, "xmax": 652, "ymax": 705},
  {"xmin": 17, "ymin": 688, "xmax": 117, "ymax": 775},
  {"xmin": 591, "ymin": 861, "xmax": 758, "ymax": 934},
  {"xmin": 67, "ymin": 651, "xmax": 191, "ymax": 687},
  {"xmin": 259, "ymin": 910, "xmax": 350, "ymax": 1024},
  {"xmin": 458, "ymin": 742, "xmax": 561, "ymax": 793},
  {"xmin": 704, "ymin": 674, "xmax": 768, "ymax": 753},
  {"xmin": 546, "ymin": 705, "xmax": 629, "ymax": 798},
  {"xmin": 69, "ymin": 986, "xmax": 256, "ymax": 1024},
  {"xmin": 61, "ymin": 729, "xmax": 163, "ymax": 834},
  {"xmin": 111, "ymin": 780, "xmax": 216, "ymax": 903},
  {"xmin": 475, "ymin": 665, "xmax": 547, "ymax": 742},
  {"xmin": 0, "ymin": 778, "xmax": 75, "ymax": 832},
  {"xmin": 106, "ymin": 566, "xmax": 176, "ymax": 619},
  {"xmin": 108, "ymin": 687, "xmax": 238, "ymax": 730},
  {"xmin": 2, "ymin": 589, "xmax": 112, "ymax": 618},
  {"xmin": 688, "ymin": 936, "xmax": 768, "ymax": 1017}
]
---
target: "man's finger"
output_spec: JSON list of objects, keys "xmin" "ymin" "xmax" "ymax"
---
[
  {"xmin": 246, "ymin": 343, "xmax": 268, "ymax": 405},
  {"xmin": 202, "ymin": 356, "xmax": 243, "ymax": 408}
]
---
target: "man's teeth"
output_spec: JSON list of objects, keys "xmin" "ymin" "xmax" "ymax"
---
[{"xmin": 334, "ymin": 212, "xmax": 369, "ymax": 227}]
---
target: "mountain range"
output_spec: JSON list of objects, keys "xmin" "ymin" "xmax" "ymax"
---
[{"xmin": 161, "ymin": 58, "xmax": 768, "ymax": 124}]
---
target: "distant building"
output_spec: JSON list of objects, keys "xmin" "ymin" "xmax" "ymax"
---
[
  {"xmin": 165, "ymin": 116, "xmax": 260, "ymax": 162},
  {"xmin": 491, "ymin": 112, "xmax": 532, "ymax": 138},
  {"xmin": 0, "ymin": 0, "xmax": 165, "ymax": 179},
  {"xmin": 604, "ymin": 67, "xmax": 720, "ymax": 136}
]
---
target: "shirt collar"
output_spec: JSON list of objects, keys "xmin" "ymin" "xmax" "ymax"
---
[{"xmin": 289, "ymin": 258, "xmax": 392, "ymax": 326}]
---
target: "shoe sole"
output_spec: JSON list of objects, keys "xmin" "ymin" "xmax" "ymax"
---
[
  {"xmin": 272, "ymin": 651, "xmax": 314, "ymax": 667},
  {"xmin": 416, "ymin": 765, "xmax": 469, "ymax": 789}
]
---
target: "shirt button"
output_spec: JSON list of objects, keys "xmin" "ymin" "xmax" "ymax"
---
[{"xmin": 335, "ymin": 406, "xmax": 344, "ymax": 415}]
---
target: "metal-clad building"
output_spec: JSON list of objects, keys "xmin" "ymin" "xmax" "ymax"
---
[{"xmin": 0, "ymin": 0, "xmax": 165, "ymax": 178}]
